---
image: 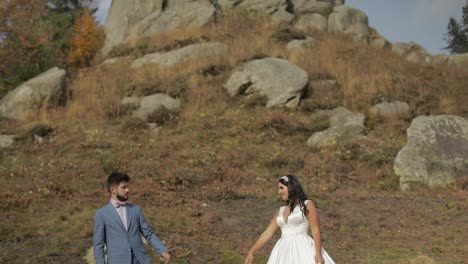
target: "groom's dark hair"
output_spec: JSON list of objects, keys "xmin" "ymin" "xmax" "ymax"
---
[{"xmin": 107, "ymin": 172, "xmax": 130, "ymax": 193}]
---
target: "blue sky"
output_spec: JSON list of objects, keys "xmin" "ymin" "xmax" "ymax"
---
[
  {"xmin": 92, "ymin": 0, "xmax": 465, "ymax": 55},
  {"xmin": 348, "ymin": 0, "xmax": 466, "ymax": 54}
]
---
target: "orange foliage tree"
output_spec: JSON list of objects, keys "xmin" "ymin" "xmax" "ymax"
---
[{"xmin": 67, "ymin": 10, "xmax": 104, "ymax": 67}]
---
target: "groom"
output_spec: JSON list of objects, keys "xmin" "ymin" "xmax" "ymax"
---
[{"xmin": 93, "ymin": 172, "xmax": 171, "ymax": 264}]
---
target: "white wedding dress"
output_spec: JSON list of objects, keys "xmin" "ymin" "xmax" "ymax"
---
[{"xmin": 267, "ymin": 200, "xmax": 336, "ymax": 264}]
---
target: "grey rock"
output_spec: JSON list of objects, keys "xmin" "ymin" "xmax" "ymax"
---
[
  {"xmin": 0, "ymin": 67, "xmax": 66, "ymax": 120},
  {"xmin": 307, "ymin": 107, "xmax": 366, "ymax": 148},
  {"xmin": 290, "ymin": 0, "xmax": 333, "ymax": 15},
  {"xmin": 102, "ymin": 0, "xmax": 163, "ymax": 56},
  {"xmin": 224, "ymin": 57, "xmax": 309, "ymax": 108},
  {"xmin": 286, "ymin": 37, "xmax": 318, "ymax": 52},
  {"xmin": 295, "ymin": 13, "xmax": 328, "ymax": 32},
  {"xmin": 0, "ymin": 135, "xmax": 15, "ymax": 148},
  {"xmin": 121, "ymin": 94, "xmax": 181, "ymax": 122},
  {"xmin": 102, "ymin": 0, "xmax": 215, "ymax": 57},
  {"xmin": 395, "ymin": 115, "xmax": 468, "ymax": 191},
  {"xmin": 370, "ymin": 37, "xmax": 391, "ymax": 49},
  {"xmin": 328, "ymin": 5, "xmax": 370, "ymax": 40},
  {"xmin": 131, "ymin": 42, "xmax": 228, "ymax": 69},
  {"xmin": 392, "ymin": 42, "xmax": 431, "ymax": 64},
  {"xmin": 128, "ymin": 0, "xmax": 215, "ymax": 40},
  {"xmin": 369, "ymin": 101, "xmax": 410, "ymax": 121}
]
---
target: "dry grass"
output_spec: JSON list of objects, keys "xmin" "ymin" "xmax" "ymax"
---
[{"xmin": 2, "ymin": 8, "xmax": 468, "ymax": 264}]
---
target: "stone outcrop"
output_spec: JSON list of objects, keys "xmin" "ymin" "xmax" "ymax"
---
[
  {"xmin": 121, "ymin": 94, "xmax": 181, "ymax": 122},
  {"xmin": 369, "ymin": 101, "xmax": 410, "ymax": 121},
  {"xmin": 294, "ymin": 13, "xmax": 328, "ymax": 32},
  {"xmin": 103, "ymin": 0, "xmax": 216, "ymax": 57},
  {"xmin": 102, "ymin": 0, "xmax": 352, "ymax": 57},
  {"xmin": 394, "ymin": 115, "xmax": 468, "ymax": 191},
  {"xmin": 0, "ymin": 135, "xmax": 15, "ymax": 148},
  {"xmin": 224, "ymin": 57, "xmax": 308, "ymax": 108},
  {"xmin": 328, "ymin": 5, "xmax": 370, "ymax": 41},
  {"xmin": 286, "ymin": 37, "xmax": 318, "ymax": 52},
  {"xmin": 130, "ymin": 42, "xmax": 228, "ymax": 69},
  {"xmin": 102, "ymin": 0, "xmax": 163, "ymax": 56},
  {"xmin": 391, "ymin": 42, "xmax": 431, "ymax": 64},
  {"xmin": 0, "ymin": 67, "xmax": 66, "ymax": 120},
  {"xmin": 307, "ymin": 107, "xmax": 366, "ymax": 148}
]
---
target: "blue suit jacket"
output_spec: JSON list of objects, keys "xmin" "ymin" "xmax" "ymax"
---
[{"xmin": 93, "ymin": 202, "xmax": 168, "ymax": 264}]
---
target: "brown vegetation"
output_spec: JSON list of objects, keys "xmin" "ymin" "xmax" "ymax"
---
[{"xmin": 1, "ymin": 9, "xmax": 467, "ymax": 264}]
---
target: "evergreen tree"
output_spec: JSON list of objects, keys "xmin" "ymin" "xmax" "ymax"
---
[{"xmin": 444, "ymin": 1, "xmax": 468, "ymax": 54}]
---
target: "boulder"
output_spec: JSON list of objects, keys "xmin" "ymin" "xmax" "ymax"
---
[
  {"xmin": 289, "ymin": 0, "xmax": 333, "ymax": 15},
  {"xmin": 286, "ymin": 37, "xmax": 318, "ymax": 52},
  {"xmin": 102, "ymin": 0, "xmax": 216, "ymax": 57},
  {"xmin": 307, "ymin": 107, "xmax": 366, "ymax": 148},
  {"xmin": 102, "ymin": 0, "xmax": 163, "ymax": 56},
  {"xmin": 391, "ymin": 42, "xmax": 431, "ymax": 64},
  {"xmin": 130, "ymin": 42, "xmax": 228, "ymax": 69},
  {"xmin": 294, "ymin": 13, "xmax": 328, "ymax": 32},
  {"xmin": 224, "ymin": 57, "xmax": 308, "ymax": 108},
  {"xmin": 0, "ymin": 67, "xmax": 66, "ymax": 120},
  {"xmin": 218, "ymin": 0, "xmax": 282, "ymax": 14},
  {"xmin": 394, "ymin": 115, "xmax": 468, "ymax": 191},
  {"xmin": 369, "ymin": 101, "xmax": 410, "ymax": 121},
  {"xmin": 328, "ymin": 5, "xmax": 370, "ymax": 40},
  {"xmin": 0, "ymin": 135, "xmax": 15, "ymax": 148},
  {"xmin": 370, "ymin": 37, "xmax": 391, "ymax": 49},
  {"xmin": 121, "ymin": 94, "xmax": 181, "ymax": 122},
  {"xmin": 128, "ymin": 0, "xmax": 215, "ymax": 40}
]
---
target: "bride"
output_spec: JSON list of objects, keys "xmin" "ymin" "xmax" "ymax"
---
[{"xmin": 244, "ymin": 175, "xmax": 335, "ymax": 264}]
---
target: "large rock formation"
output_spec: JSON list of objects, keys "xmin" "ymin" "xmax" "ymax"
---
[
  {"xmin": 130, "ymin": 42, "xmax": 228, "ymax": 69},
  {"xmin": 395, "ymin": 115, "xmax": 468, "ymax": 191},
  {"xmin": 102, "ymin": 0, "xmax": 163, "ymax": 56},
  {"xmin": 0, "ymin": 67, "xmax": 66, "ymax": 120},
  {"xmin": 102, "ymin": 0, "xmax": 348, "ymax": 57},
  {"xmin": 224, "ymin": 57, "xmax": 309, "ymax": 108},
  {"xmin": 102, "ymin": 0, "xmax": 216, "ymax": 57}
]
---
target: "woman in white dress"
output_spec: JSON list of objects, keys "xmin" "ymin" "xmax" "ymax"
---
[{"xmin": 244, "ymin": 175, "xmax": 335, "ymax": 264}]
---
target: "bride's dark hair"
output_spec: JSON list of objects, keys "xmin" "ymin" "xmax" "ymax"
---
[{"xmin": 279, "ymin": 174, "xmax": 309, "ymax": 217}]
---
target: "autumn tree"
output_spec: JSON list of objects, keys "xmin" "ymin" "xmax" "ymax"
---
[{"xmin": 67, "ymin": 10, "xmax": 104, "ymax": 67}]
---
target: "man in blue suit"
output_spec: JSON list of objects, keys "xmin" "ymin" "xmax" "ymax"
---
[{"xmin": 93, "ymin": 172, "xmax": 171, "ymax": 264}]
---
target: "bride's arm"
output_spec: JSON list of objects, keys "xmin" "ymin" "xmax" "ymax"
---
[
  {"xmin": 244, "ymin": 209, "xmax": 279, "ymax": 264},
  {"xmin": 307, "ymin": 201, "xmax": 325, "ymax": 263}
]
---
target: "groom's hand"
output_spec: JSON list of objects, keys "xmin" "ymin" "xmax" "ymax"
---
[{"xmin": 162, "ymin": 252, "xmax": 170, "ymax": 264}]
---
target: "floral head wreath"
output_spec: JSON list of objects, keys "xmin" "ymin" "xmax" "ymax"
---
[{"xmin": 279, "ymin": 175, "xmax": 289, "ymax": 183}]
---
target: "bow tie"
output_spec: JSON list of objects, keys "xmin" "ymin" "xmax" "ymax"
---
[{"xmin": 115, "ymin": 201, "xmax": 127, "ymax": 208}]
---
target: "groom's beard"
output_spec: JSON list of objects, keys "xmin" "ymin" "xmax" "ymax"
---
[{"xmin": 116, "ymin": 193, "xmax": 128, "ymax": 201}]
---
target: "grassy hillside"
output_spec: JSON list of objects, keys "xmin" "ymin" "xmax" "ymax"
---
[{"xmin": 1, "ymin": 10, "xmax": 467, "ymax": 264}]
